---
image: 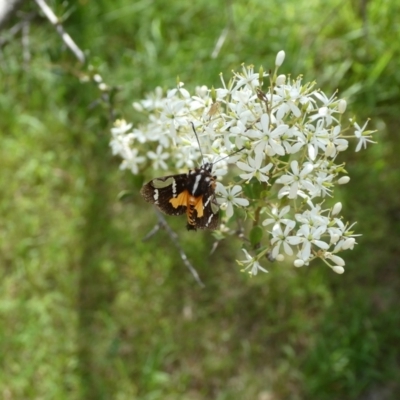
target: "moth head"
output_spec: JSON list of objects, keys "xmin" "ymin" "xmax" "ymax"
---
[{"xmin": 201, "ymin": 162, "xmax": 213, "ymax": 173}]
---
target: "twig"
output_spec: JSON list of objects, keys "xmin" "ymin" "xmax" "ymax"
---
[
  {"xmin": 211, "ymin": 26, "xmax": 229, "ymax": 59},
  {"xmin": 143, "ymin": 208, "xmax": 205, "ymax": 288},
  {"xmin": 22, "ymin": 15, "xmax": 30, "ymax": 67},
  {"xmin": 34, "ymin": 0, "xmax": 85, "ymax": 63},
  {"xmin": 211, "ymin": 0, "xmax": 234, "ymax": 59},
  {"xmin": 0, "ymin": 11, "xmax": 36, "ymax": 48}
]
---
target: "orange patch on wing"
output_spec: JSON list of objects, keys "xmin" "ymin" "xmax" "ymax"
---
[
  {"xmin": 169, "ymin": 191, "xmax": 204, "ymax": 226},
  {"xmin": 192, "ymin": 195, "xmax": 204, "ymax": 218},
  {"xmin": 169, "ymin": 190, "xmax": 189, "ymax": 208}
]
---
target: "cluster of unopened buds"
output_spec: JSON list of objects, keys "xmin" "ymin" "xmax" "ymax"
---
[{"xmin": 111, "ymin": 50, "xmax": 375, "ymax": 275}]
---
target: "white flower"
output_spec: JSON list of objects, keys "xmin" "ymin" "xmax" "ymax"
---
[
  {"xmin": 119, "ymin": 148, "xmax": 145, "ymax": 174},
  {"xmin": 295, "ymin": 203, "xmax": 329, "ymax": 228},
  {"xmin": 167, "ymin": 82, "xmax": 190, "ymax": 99},
  {"xmin": 262, "ymin": 205, "xmax": 292, "ymax": 230},
  {"xmin": 278, "ymin": 160, "xmax": 315, "ymax": 199},
  {"xmin": 296, "ymin": 224, "xmax": 330, "ymax": 261},
  {"xmin": 327, "ymin": 124, "xmax": 349, "ymax": 157},
  {"xmin": 310, "ymin": 170, "xmax": 334, "ymax": 198},
  {"xmin": 111, "ymin": 120, "xmax": 133, "ymax": 136},
  {"xmin": 313, "ymin": 90, "xmax": 337, "ymax": 108},
  {"xmin": 216, "ymin": 184, "xmax": 249, "ymax": 218},
  {"xmin": 147, "ymin": 145, "xmax": 169, "ymax": 170},
  {"xmin": 253, "ymin": 114, "xmax": 287, "ymax": 157},
  {"xmin": 159, "ymin": 98, "xmax": 188, "ymax": 129},
  {"xmin": 239, "ymin": 249, "xmax": 268, "ymax": 275},
  {"xmin": 237, "ymin": 152, "xmax": 273, "ymax": 183},
  {"xmin": 306, "ymin": 120, "xmax": 330, "ymax": 161},
  {"xmin": 270, "ymin": 222, "xmax": 302, "ymax": 258},
  {"xmin": 273, "ymin": 78, "xmax": 314, "ymax": 119},
  {"xmin": 354, "ymin": 120, "xmax": 375, "ymax": 152},
  {"xmin": 232, "ymin": 64, "xmax": 261, "ymax": 90}
]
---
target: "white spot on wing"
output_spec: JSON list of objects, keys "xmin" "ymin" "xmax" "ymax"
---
[
  {"xmin": 192, "ymin": 174, "xmax": 202, "ymax": 194},
  {"xmin": 153, "ymin": 189, "xmax": 159, "ymax": 203},
  {"xmin": 204, "ymin": 195, "xmax": 212, "ymax": 207},
  {"xmin": 172, "ymin": 179, "xmax": 177, "ymax": 196}
]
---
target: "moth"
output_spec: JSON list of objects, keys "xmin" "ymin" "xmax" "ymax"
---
[
  {"xmin": 141, "ymin": 161, "xmax": 220, "ymax": 230},
  {"xmin": 141, "ymin": 121, "xmax": 245, "ymax": 230}
]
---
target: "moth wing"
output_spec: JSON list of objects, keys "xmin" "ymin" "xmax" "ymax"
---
[{"xmin": 140, "ymin": 173, "xmax": 188, "ymax": 216}]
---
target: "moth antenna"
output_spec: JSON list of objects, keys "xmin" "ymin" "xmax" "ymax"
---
[
  {"xmin": 214, "ymin": 146, "xmax": 245, "ymax": 166},
  {"xmin": 190, "ymin": 122, "xmax": 206, "ymax": 165}
]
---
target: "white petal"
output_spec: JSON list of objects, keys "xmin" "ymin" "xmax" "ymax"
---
[
  {"xmin": 234, "ymin": 198, "xmax": 250, "ymax": 207},
  {"xmin": 231, "ymin": 185, "xmax": 242, "ymax": 196},
  {"xmin": 237, "ymin": 161, "xmax": 253, "ymax": 172},
  {"xmin": 342, "ymin": 238, "xmax": 356, "ymax": 250},
  {"xmin": 279, "ymin": 174, "xmax": 293, "ymax": 184},
  {"xmin": 308, "ymin": 144, "xmax": 316, "ymax": 160},
  {"xmin": 226, "ymin": 202, "xmax": 234, "ymax": 218},
  {"xmin": 290, "ymin": 160, "xmax": 299, "ymax": 175},
  {"xmin": 260, "ymin": 113, "xmax": 270, "ymax": 132},
  {"xmin": 289, "ymin": 181, "xmax": 298, "ymax": 199},
  {"xmin": 216, "ymin": 182, "xmax": 228, "ymax": 196},
  {"xmin": 313, "ymin": 240, "xmax": 329, "ymax": 250},
  {"xmin": 287, "ymin": 236, "xmax": 302, "ymax": 245},
  {"xmin": 300, "ymin": 241, "xmax": 311, "ymax": 260},
  {"xmin": 283, "ymin": 242, "xmax": 293, "ymax": 256},
  {"xmin": 272, "ymin": 124, "xmax": 289, "ymax": 137}
]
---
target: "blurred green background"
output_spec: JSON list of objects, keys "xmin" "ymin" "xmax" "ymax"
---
[{"xmin": 1, "ymin": 0, "xmax": 399, "ymax": 399}]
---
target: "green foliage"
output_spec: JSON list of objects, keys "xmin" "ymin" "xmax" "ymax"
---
[{"xmin": 1, "ymin": 0, "xmax": 400, "ymax": 399}]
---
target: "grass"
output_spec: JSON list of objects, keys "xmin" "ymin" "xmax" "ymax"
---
[{"xmin": 1, "ymin": 0, "xmax": 400, "ymax": 399}]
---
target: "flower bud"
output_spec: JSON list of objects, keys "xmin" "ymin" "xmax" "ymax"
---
[
  {"xmin": 275, "ymin": 50, "xmax": 285, "ymax": 67},
  {"xmin": 133, "ymin": 102, "xmax": 143, "ymax": 112},
  {"xmin": 328, "ymin": 254, "xmax": 345, "ymax": 266},
  {"xmin": 332, "ymin": 202, "xmax": 342, "ymax": 216},
  {"xmin": 99, "ymin": 82, "xmax": 108, "ymax": 91},
  {"xmin": 276, "ymin": 74, "xmax": 286, "ymax": 86},
  {"xmin": 93, "ymin": 74, "xmax": 102, "ymax": 83},
  {"xmin": 338, "ymin": 176, "xmax": 350, "ymax": 185},
  {"xmin": 276, "ymin": 254, "xmax": 284, "ymax": 262},
  {"xmin": 332, "ymin": 266, "xmax": 345, "ymax": 274},
  {"xmin": 294, "ymin": 259, "xmax": 304, "ymax": 267},
  {"xmin": 338, "ymin": 99, "xmax": 347, "ymax": 114}
]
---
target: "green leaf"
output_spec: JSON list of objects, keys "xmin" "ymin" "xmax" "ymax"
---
[
  {"xmin": 249, "ymin": 225, "xmax": 263, "ymax": 247},
  {"xmin": 242, "ymin": 180, "xmax": 267, "ymax": 200},
  {"xmin": 118, "ymin": 190, "xmax": 135, "ymax": 202}
]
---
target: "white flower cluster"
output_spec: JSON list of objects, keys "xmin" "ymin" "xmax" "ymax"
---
[{"xmin": 111, "ymin": 50, "xmax": 375, "ymax": 275}]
